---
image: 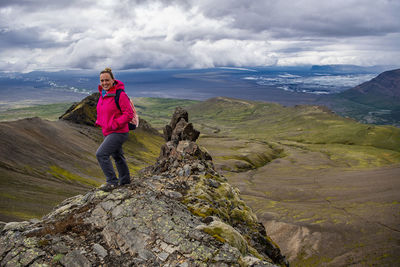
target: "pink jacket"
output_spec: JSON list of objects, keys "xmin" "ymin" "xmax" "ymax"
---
[{"xmin": 95, "ymin": 80, "xmax": 134, "ymax": 136}]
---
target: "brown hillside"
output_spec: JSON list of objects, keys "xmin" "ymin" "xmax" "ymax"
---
[
  {"xmin": 0, "ymin": 112, "xmax": 163, "ymax": 222},
  {"xmin": 341, "ymin": 68, "xmax": 400, "ymax": 100}
]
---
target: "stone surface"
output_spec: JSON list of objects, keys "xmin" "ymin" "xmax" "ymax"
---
[
  {"xmin": 163, "ymin": 107, "xmax": 199, "ymax": 143},
  {"xmin": 60, "ymin": 249, "xmax": 91, "ymax": 267},
  {"xmin": 93, "ymin": 243, "xmax": 108, "ymax": 258},
  {"xmin": 0, "ymin": 108, "xmax": 288, "ymax": 267}
]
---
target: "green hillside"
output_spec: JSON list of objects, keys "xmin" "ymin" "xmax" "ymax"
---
[
  {"xmin": 133, "ymin": 97, "xmax": 200, "ymax": 128},
  {"xmin": 0, "ymin": 117, "xmax": 164, "ymax": 222},
  {"xmin": 186, "ymin": 97, "xmax": 400, "ymax": 169},
  {"xmin": 0, "ymin": 102, "xmax": 74, "ymax": 122},
  {"xmin": 321, "ymin": 68, "xmax": 400, "ymax": 127},
  {"xmin": 2, "ymin": 96, "xmax": 399, "ymax": 170}
]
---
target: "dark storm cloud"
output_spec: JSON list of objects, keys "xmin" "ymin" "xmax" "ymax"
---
[
  {"xmin": 0, "ymin": 0, "xmax": 399, "ymax": 72},
  {"xmin": 195, "ymin": 0, "xmax": 400, "ymax": 38},
  {"xmin": 0, "ymin": 0, "xmax": 89, "ymax": 10},
  {"xmin": 0, "ymin": 27, "xmax": 68, "ymax": 49}
]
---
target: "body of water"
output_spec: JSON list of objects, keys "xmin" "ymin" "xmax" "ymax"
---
[{"xmin": 0, "ymin": 66, "xmax": 385, "ymax": 109}]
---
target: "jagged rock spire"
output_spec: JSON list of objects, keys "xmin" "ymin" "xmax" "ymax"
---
[
  {"xmin": 163, "ymin": 107, "xmax": 200, "ymax": 143},
  {"xmin": 158, "ymin": 107, "xmax": 205, "ymax": 163}
]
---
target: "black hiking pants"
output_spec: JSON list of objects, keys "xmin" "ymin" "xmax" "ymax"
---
[{"xmin": 96, "ymin": 132, "xmax": 130, "ymax": 186}]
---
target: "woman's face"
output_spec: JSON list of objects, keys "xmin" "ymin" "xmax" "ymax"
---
[{"xmin": 100, "ymin": 73, "xmax": 114, "ymax": 91}]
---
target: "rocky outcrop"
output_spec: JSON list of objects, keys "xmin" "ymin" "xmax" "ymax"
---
[
  {"xmin": 163, "ymin": 107, "xmax": 200, "ymax": 143},
  {"xmin": 59, "ymin": 92, "xmax": 156, "ymax": 134},
  {"xmin": 59, "ymin": 93, "xmax": 100, "ymax": 126},
  {"xmin": 0, "ymin": 108, "xmax": 287, "ymax": 267}
]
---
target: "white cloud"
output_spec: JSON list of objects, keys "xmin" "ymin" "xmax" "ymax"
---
[{"xmin": 0, "ymin": 0, "xmax": 399, "ymax": 72}]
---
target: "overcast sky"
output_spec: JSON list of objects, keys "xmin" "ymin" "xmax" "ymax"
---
[{"xmin": 1, "ymin": 0, "xmax": 399, "ymax": 72}]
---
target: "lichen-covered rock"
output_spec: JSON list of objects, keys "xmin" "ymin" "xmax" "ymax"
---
[
  {"xmin": 196, "ymin": 220, "xmax": 249, "ymax": 255},
  {"xmin": 163, "ymin": 107, "xmax": 199, "ymax": 142},
  {"xmin": 0, "ymin": 108, "xmax": 288, "ymax": 267},
  {"xmin": 59, "ymin": 92, "xmax": 99, "ymax": 126}
]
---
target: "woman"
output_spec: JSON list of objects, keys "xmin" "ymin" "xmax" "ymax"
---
[{"xmin": 95, "ymin": 67, "xmax": 134, "ymax": 191}]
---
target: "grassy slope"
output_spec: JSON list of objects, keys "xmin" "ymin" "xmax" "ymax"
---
[
  {"xmin": 0, "ymin": 103, "xmax": 74, "ymax": 122},
  {"xmin": 187, "ymin": 97, "xmax": 400, "ymax": 169},
  {"xmin": 183, "ymin": 97, "xmax": 400, "ymax": 266},
  {"xmin": 0, "ymin": 117, "xmax": 163, "ymax": 222},
  {"xmin": 133, "ymin": 97, "xmax": 200, "ymax": 129},
  {"xmin": 321, "ymin": 94, "xmax": 400, "ymax": 127}
]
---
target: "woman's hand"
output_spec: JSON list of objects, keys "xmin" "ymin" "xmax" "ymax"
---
[{"xmin": 111, "ymin": 120, "xmax": 119, "ymax": 131}]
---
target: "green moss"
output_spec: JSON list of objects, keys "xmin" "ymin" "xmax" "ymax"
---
[
  {"xmin": 198, "ymin": 220, "xmax": 248, "ymax": 255},
  {"xmin": 37, "ymin": 239, "xmax": 50, "ymax": 247},
  {"xmin": 292, "ymin": 247, "xmax": 333, "ymax": 267},
  {"xmin": 187, "ymin": 203, "xmax": 215, "ymax": 218},
  {"xmin": 230, "ymin": 207, "xmax": 258, "ymax": 226},
  {"xmin": 52, "ymin": 253, "xmax": 64, "ymax": 263},
  {"xmin": 48, "ymin": 165, "xmax": 101, "ymax": 187},
  {"xmin": 0, "ymin": 208, "xmax": 41, "ymax": 220},
  {"xmin": 212, "ymin": 234, "xmax": 226, "ymax": 243},
  {"xmin": 0, "ymin": 192, "xmax": 17, "ymax": 200},
  {"xmin": 184, "ymin": 174, "xmax": 261, "ymax": 229},
  {"xmin": 23, "ymin": 237, "xmax": 39, "ymax": 248}
]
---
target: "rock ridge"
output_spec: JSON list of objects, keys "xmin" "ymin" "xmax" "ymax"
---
[{"xmin": 0, "ymin": 107, "xmax": 288, "ymax": 267}]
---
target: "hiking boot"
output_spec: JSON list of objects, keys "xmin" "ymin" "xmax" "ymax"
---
[
  {"xmin": 99, "ymin": 183, "xmax": 117, "ymax": 192},
  {"xmin": 119, "ymin": 181, "xmax": 131, "ymax": 186}
]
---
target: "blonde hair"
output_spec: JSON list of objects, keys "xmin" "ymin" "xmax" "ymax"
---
[{"xmin": 100, "ymin": 67, "xmax": 115, "ymax": 79}]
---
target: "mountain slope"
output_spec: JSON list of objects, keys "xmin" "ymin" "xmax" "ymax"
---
[
  {"xmin": 0, "ymin": 101, "xmax": 164, "ymax": 222},
  {"xmin": 323, "ymin": 68, "xmax": 400, "ymax": 126},
  {"xmin": 339, "ymin": 68, "xmax": 400, "ymax": 104},
  {"xmin": 0, "ymin": 108, "xmax": 288, "ymax": 267},
  {"xmin": 1, "ymin": 94, "xmax": 399, "ymax": 265},
  {"xmin": 187, "ymin": 97, "xmax": 400, "ymax": 170},
  {"xmin": 183, "ymin": 97, "xmax": 400, "ymax": 266}
]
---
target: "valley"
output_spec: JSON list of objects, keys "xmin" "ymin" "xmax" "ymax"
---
[
  {"xmin": 205, "ymin": 140, "xmax": 400, "ymax": 266},
  {"xmin": 184, "ymin": 97, "xmax": 400, "ymax": 266},
  {"xmin": 0, "ymin": 96, "xmax": 399, "ymax": 266}
]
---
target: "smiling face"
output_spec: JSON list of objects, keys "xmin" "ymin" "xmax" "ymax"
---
[{"xmin": 100, "ymin": 73, "xmax": 114, "ymax": 91}]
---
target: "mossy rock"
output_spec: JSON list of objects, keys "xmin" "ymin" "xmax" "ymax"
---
[
  {"xmin": 197, "ymin": 220, "xmax": 248, "ymax": 255},
  {"xmin": 230, "ymin": 207, "xmax": 258, "ymax": 227},
  {"xmin": 59, "ymin": 93, "xmax": 99, "ymax": 125}
]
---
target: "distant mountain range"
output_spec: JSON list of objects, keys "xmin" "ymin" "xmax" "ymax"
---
[
  {"xmin": 310, "ymin": 64, "xmax": 389, "ymax": 73},
  {"xmin": 0, "ymin": 65, "xmax": 399, "ymax": 127},
  {"xmin": 339, "ymin": 68, "xmax": 400, "ymax": 103},
  {"xmin": 323, "ymin": 68, "xmax": 400, "ymax": 126}
]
